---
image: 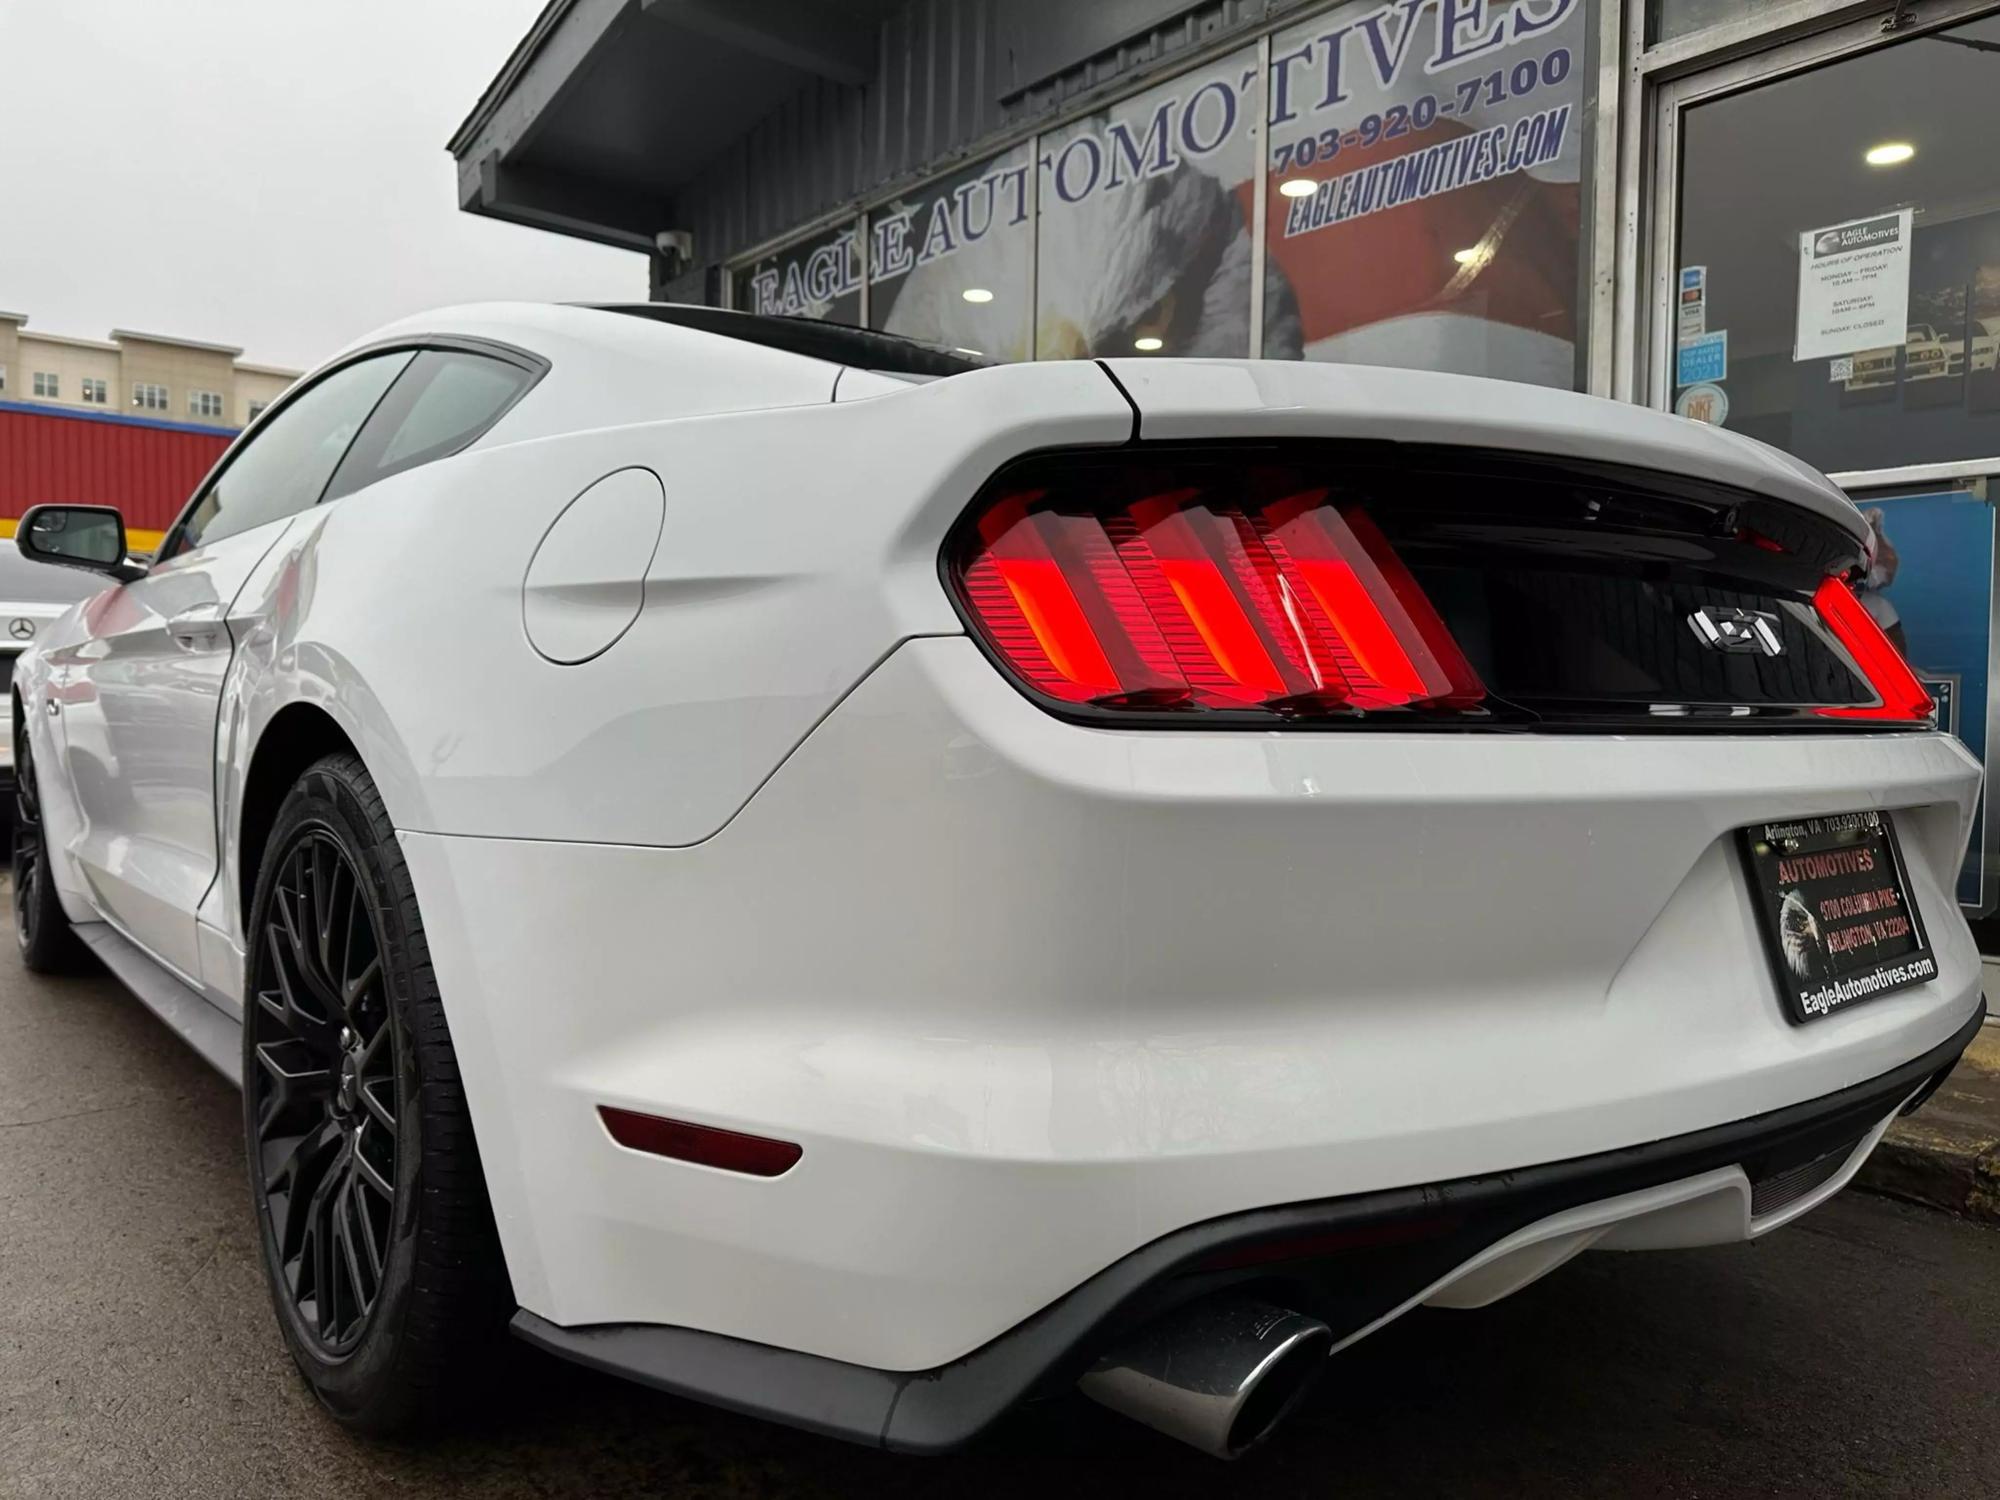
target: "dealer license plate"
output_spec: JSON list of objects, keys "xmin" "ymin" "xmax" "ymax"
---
[{"xmin": 1740, "ymin": 811, "xmax": 1937, "ymax": 1025}]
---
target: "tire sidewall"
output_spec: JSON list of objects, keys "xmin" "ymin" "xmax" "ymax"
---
[{"xmin": 242, "ymin": 759, "xmax": 427, "ymax": 1423}]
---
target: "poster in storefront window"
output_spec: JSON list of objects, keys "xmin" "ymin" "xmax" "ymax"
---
[
  {"xmin": 868, "ymin": 143, "xmax": 1034, "ymax": 361},
  {"xmin": 1794, "ymin": 210, "xmax": 1911, "ymax": 363},
  {"xmin": 733, "ymin": 217, "xmax": 864, "ymax": 325},
  {"xmin": 1034, "ymin": 44, "xmax": 1264, "ymax": 359},
  {"xmin": 1263, "ymin": 0, "xmax": 1586, "ymax": 387}
]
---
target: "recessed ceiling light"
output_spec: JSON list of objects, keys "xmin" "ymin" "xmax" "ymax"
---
[
  {"xmin": 961, "ymin": 287, "xmax": 995, "ymax": 303},
  {"xmin": 1278, "ymin": 178, "xmax": 1317, "ymax": 198},
  {"xmin": 1865, "ymin": 141, "xmax": 1915, "ymax": 166},
  {"xmin": 1453, "ymin": 247, "xmax": 1482, "ymax": 264},
  {"xmin": 1134, "ymin": 336, "xmax": 1164, "ymax": 352}
]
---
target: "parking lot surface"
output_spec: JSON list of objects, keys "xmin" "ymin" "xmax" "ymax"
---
[{"xmin": 4, "ymin": 946, "xmax": 1998, "ymax": 1499}]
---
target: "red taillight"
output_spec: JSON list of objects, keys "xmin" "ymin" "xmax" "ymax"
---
[
  {"xmin": 952, "ymin": 484, "xmax": 1483, "ymax": 718},
  {"xmin": 1811, "ymin": 576, "xmax": 1934, "ymax": 723},
  {"xmin": 598, "ymin": 1107, "xmax": 802, "ymax": 1177}
]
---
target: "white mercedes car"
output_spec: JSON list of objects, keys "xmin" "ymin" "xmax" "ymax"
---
[{"xmin": 8, "ymin": 304, "xmax": 1985, "ymax": 1460}]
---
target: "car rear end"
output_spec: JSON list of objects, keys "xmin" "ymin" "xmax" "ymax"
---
[{"xmin": 410, "ymin": 352, "xmax": 1984, "ymax": 1454}]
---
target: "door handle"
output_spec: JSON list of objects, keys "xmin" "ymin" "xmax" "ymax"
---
[{"xmin": 167, "ymin": 604, "xmax": 228, "ymax": 650}]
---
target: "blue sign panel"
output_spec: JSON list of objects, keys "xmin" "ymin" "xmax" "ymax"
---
[
  {"xmin": 1865, "ymin": 490, "xmax": 1994, "ymax": 909},
  {"xmin": 1676, "ymin": 330, "xmax": 1727, "ymax": 387}
]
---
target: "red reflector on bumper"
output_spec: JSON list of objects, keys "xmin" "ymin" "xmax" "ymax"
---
[{"xmin": 598, "ymin": 1107, "xmax": 803, "ymax": 1177}]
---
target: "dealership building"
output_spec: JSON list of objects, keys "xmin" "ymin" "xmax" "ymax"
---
[{"xmin": 453, "ymin": 0, "xmax": 2000, "ymax": 913}]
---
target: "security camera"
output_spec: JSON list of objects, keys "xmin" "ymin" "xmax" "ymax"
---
[{"xmin": 655, "ymin": 230, "xmax": 693, "ymax": 259}]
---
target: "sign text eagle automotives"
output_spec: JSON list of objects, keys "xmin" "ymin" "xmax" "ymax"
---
[{"xmin": 741, "ymin": 0, "xmax": 1585, "ymax": 379}]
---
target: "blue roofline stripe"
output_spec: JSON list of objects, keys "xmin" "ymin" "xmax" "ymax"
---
[{"xmin": 0, "ymin": 397, "xmax": 240, "ymax": 439}]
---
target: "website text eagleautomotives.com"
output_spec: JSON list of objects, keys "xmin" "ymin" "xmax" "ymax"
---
[{"xmin": 1800, "ymin": 955, "xmax": 1938, "ymax": 1017}]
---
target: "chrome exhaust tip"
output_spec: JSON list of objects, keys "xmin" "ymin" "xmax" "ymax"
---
[{"xmin": 1077, "ymin": 1297, "xmax": 1333, "ymax": 1459}]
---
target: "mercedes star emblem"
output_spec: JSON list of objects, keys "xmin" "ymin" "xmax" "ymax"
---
[{"xmin": 8, "ymin": 618, "xmax": 34, "ymax": 641}]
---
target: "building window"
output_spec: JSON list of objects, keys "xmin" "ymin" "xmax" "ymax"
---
[
  {"xmin": 734, "ymin": 218, "xmax": 864, "ymax": 326},
  {"xmin": 132, "ymin": 382, "xmax": 168, "ymax": 411},
  {"xmin": 190, "ymin": 389, "xmax": 225, "ymax": 420},
  {"xmin": 80, "ymin": 377, "xmax": 108, "ymax": 405},
  {"xmin": 0, "ymin": 364, "xmax": 7, "ymax": 394},
  {"xmin": 247, "ymin": 400, "xmax": 269, "ymax": 423},
  {"xmin": 32, "ymin": 371, "xmax": 59, "ymax": 399},
  {"xmin": 1674, "ymin": 11, "xmax": 2000, "ymax": 473},
  {"xmin": 731, "ymin": 0, "xmax": 1589, "ymax": 385},
  {"xmin": 868, "ymin": 142, "xmax": 1033, "ymax": 361},
  {"xmin": 1035, "ymin": 44, "xmax": 1260, "ymax": 359}
]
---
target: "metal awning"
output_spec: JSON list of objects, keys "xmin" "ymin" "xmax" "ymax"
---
[{"xmin": 449, "ymin": 0, "xmax": 895, "ymax": 253}]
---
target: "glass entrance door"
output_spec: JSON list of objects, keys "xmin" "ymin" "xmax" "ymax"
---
[{"xmin": 1649, "ymin": 7, "xmax": 2000, "ymax": 481}]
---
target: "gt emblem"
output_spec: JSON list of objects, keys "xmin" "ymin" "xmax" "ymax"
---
[
  {"xmin": 1688, "ymin": 605, "xmax": 1783, "ymax": 657},
  {"xmin": 8, "ymin": 618, "xmax": 33, "ymax": 640}
]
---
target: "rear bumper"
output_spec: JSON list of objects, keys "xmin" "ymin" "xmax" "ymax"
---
[
  {"xmin": 404, "ymin": 636, "xmax": 1986, "ymax": 1381},
  {"xmin": 511, "ymin": 998, "xmax": 1984, "ymax": 1452}
]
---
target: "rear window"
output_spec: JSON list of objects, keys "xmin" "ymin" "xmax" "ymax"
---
[{"xmin": 324, "ymin": 349, "xmax": 537, "ymax": 503}]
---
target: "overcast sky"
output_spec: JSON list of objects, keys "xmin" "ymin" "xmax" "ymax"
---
[{"xmin": 0, "ymin": 0, "xmax": 643, "ymax": 372}]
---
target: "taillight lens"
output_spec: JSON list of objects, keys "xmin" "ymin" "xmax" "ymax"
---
[
  {"xmin": 1811, "ymin": 576, "xmax": 1934, "ymax": 723},
  {"xmin": 951, "ymin": 482, "xmax": 1483, "ymax": 719}
]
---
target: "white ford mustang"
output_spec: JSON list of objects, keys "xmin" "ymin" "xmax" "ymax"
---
[{"xmin": 8, "ymin": 304, "xmax": 1985, "ymax": 1459}]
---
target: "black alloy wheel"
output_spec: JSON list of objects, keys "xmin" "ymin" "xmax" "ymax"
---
[
  {"xmin": 248, "ymin": 829, "xmax": 400, "ymax": 1356},
  {"xmin": 242, "ymin": 753, "xmax": 507, "ymax": 1434},
  {"xmin": 12, "ymin": 706, "xmax": 87, "ymax": 972},
  {"xmin": 13, "ymin": 711, "xmax": 44, "ymax": 946}
]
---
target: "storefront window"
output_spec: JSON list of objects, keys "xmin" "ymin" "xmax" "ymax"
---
[
  {"xmin": 868, "ymin": 143, "xmax": 1034, "ymax": 361},
  {"xmin": 1675, "ymin": 15, "xmax": 2000, "ymax": 473},
  {"xmin": 733, "ymin": 217, "xmax": 864, "ymax": 325},
  {"xmin": 1264, "ymin": 0, "xmax": 1587, "ymax": 386},
  {"xmin": 1034, "ymin": 44, "xmax": 1261, "ymax": 359}
]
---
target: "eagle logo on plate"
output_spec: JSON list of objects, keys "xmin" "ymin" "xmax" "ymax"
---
[{"xmin": 8, "ymin": 618, "xmax": 34, "ymax": 640}]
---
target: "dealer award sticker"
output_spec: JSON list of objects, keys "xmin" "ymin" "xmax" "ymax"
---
[{"xmin": 1674, "ymin": 383, "xmax": 1729, "ymax": 426}]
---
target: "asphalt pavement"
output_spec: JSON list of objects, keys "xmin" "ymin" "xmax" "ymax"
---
[{"xmin": 4, "ymin": 940, "xmax": 1998, "ymax": 1499}]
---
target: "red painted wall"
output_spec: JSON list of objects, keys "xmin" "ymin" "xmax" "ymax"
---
[{"xmin": 0, "ymin": 404, "xmax": 232, "ymax": 538}]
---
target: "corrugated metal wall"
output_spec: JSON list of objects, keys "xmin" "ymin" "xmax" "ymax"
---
[
  {"xmin": 0, "ymin": 407, "xmax": 227, "ymax": 537},
  {"xmin": 675, "ymin": 0, "xmax": 1293, "ymax": 272}
]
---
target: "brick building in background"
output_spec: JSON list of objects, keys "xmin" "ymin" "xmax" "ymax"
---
[{"xmin": 0, "ymin": 312, "xmax": 299, "ymax": 547}]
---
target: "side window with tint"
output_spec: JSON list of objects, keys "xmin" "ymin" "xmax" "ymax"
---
[
  {"xmin": 323, "ymin": 350, "xmax": 535, "ymax": 503},
  {"xmin": 172, "ymin": 352, "xmax": 412, "ymax": 555}
]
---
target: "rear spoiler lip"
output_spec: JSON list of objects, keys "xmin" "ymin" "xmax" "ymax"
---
[{"xmin": 1098, "ymin": 358, "xmax": 1870, "ymax": 549}]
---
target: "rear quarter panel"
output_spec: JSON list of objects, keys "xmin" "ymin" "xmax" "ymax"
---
[{"xmin": 218, "ymin": 358, "xmax": 1133, "ymax": 864}]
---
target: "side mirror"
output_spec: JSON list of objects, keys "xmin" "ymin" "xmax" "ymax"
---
[{"xmin": 14, "ymin": 505, "xmax": 145, "ymax": 582}]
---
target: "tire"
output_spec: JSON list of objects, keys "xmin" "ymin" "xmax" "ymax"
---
[
  {"xmin": 241, "ymin": 751, "xmax": 508, "ymax": 1434},
  {"xmin": 12, "ymin": 707, "xmax": 89, "ymax": 974}
]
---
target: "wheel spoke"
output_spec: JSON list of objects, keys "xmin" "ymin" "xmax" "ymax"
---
[
  {"xmin": 253, "ymin": 1039, "xmax": 332, "ymax": 1136},
  {"xmin": 342, "ymin": 955, "xmax": 382, "ymax": 1019},
  {"xmin": 351, "ymin": 1177, "xmax": 385, "ymax": 1284},
  {"xmin": 265, "ymin": 922, "xmax": 338, "ymax": 1059},
  {"xmin": 334, "ymin": 1177, "xmax": 371, "ymax": 1323},
  {"xmin": 277, "ymin": 872, "xmax": 338, "ymax": 1013},
  {"xmin": 352, "ymin": 1135, "xmax": 395, "ymax": 1201},
  {"xmin": 358, "ymin": 1078, "xmax": 396, "ymax": 1135},
  {"xmin": 306, "ymin": 1148, "xmax": 344, "ymax": 1340},
  {"xmin": 270, "ymin": 1117, "xmax": 344, "ymax": 1262}
]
